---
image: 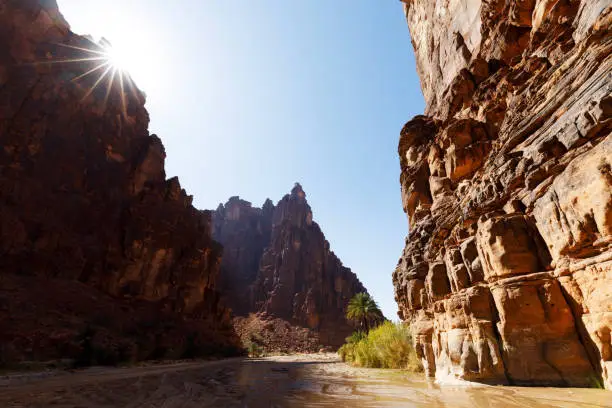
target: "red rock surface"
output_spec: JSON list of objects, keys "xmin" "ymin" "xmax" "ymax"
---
[
  {"xmin": 0, "ymin": 0, "xmax": 240, "ymax": 363},
  {"xmin": 395, "ymin": 0, "xmax": 611, "ymax": 388},
  {"xmin": 214, "ymin": 184, "xmax": 368, "ymax": 348}
]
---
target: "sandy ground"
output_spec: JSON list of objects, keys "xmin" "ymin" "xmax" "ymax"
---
[{"xmin": 1, "ymin": 354, "xmax": 610, "ymax": 407}]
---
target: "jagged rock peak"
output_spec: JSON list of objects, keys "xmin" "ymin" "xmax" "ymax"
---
[
  {"xmin": 291, "ymin": 182, "xmax": 306, "ymax": 199},
  {"xmin": 262, "ymin": 198, "xmax": 275, "ymax": 212},
  {"xmin": 269, "ymin": 183, "xmax": 313, "ymax": 229},
  {"xmin": 213, "ymin": 184, "xmax": 368, "ymax": 347}
]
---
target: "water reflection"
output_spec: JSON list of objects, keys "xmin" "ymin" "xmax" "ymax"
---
[
  {"xmin": 275, "ymin": 359, "xmax": 610, "ymax": 408},
  {"xmin": 1, "ymin": 355, "xmax": 610, "ymax": 407}
]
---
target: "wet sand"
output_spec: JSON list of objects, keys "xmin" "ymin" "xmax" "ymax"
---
[{"xmin": 1, "ymin": 354, "xmax": 610, "ymax": 407}]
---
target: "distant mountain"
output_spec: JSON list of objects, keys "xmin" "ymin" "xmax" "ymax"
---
[{"xmin": 213, "ymin": 183, "xmax": 369, "ymax": 347}]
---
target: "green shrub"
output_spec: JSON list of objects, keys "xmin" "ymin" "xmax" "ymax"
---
[
  {"xmin": 345, "ymin": 331, "xmax": 366, "ymax": 344},
  {"xmin": 338, "ymin": 343, "xmax": 353, "ymax": 362},
  {"xmin": 338, "ymin": 321, "xmax": 422, "ymax": 372}
]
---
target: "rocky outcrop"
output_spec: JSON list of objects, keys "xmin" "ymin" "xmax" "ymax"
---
[
  {"xmin": 233, "ymin": 314, "xmax": 323, "ymax": 355},
  {"xmin": 213, "ymin": 197, "xmax": 274, "ymax": 317},
  {"xmin": 214, "ymin": 184, "xmax": 367, "ymax": 347},
  {"xmin": 394, "ymin": 0, "xmax": 611, "ymax": 388},
  {"xmin": 0, "ymin": 0, "xmax": 240, "ymax": 363}
]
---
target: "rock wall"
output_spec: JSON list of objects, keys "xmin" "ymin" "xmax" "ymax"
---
[
  {"xmin": 213, "ymin": 184, "xmax": 367, "ymax": 347},
  {"xmin": 395, "ymin": 0, "xmax": 611, "ymax": 388},
  {"xmin": 0, "ymin": 0, "xmax": 240, "ymax": 362}
]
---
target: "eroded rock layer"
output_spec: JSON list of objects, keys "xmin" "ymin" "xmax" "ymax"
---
[
  {"xmin": 213, "ymin": 184, "xmax": 367, "ymax": 347},
  {"xmin": 0, "ymin": 0, "xmax": 240, "ymax": 362},
  {"xmin": 394, "ymin": 0, "xmax": 611, "ymax": 388}
]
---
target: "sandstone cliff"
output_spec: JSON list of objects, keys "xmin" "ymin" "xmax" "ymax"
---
[
  {"xmin": 213, "ymin": 184, "xmax": 367, "ymax": 347},
  {"xmin": 0, "ymin": 0, "xmax": 240, "ymax": 363},
  {"xmin": 394, "ymin": 0, "xmax": 611, "ymax": 388}
]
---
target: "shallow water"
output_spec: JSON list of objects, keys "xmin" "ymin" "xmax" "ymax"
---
[{"xmin": 1, "ymin": 354, "xmax": 610, "ymax": 407}]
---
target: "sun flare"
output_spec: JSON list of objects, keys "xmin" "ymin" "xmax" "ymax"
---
[
  {"xmin": 104, "ymin": 46, "xmax": 128, "ymax": 71},
  {"xmin": 39, "ymin": 34, "xmax": 160, "ymax": 116},
  {"xmin": 100, "ymin": 40, "xmax": 145, "ymax": 79}
]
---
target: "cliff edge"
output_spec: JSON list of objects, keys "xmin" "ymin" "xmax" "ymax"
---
[
  {"xmin": 0, "ymin": 0, "xmax": 241, "ymax": 363},
  {"xmin": 394, "ymin": 0, "xmax": 611, "ymax": 388}
]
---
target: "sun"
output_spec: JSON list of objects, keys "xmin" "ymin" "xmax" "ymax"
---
[
  {"xmin": 104, "ymin": 45, "xmax": 129, "ymax": 72},
  {"xmin": 42, "ymin": 4, "xmax": 169, "ymax": 107},
  {"xmin": 98, "ymin": 38, "xmax": 140, "ymax": 80},
  {"xmin": 40, "ymin": 29, "xmax": 164, "ymax": 115},
  {"xmin": 109, "ymin": 41, "xmax": 152, "ymax": 85},
  {"xmin": 36, "ymin": 39, "xmax": 139, "ymax": 116}
]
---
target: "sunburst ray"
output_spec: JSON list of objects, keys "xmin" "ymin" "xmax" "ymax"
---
[
  {"xmin": 34, "ymin": 39, "xmax": 138, "ymax": 117},
  {"xmin": 26, "ymin": 56, "xmax": 108, "ymax": 67},
  {"xmin": 103, "ymin": 67, "xmax": 118, "ymax": 110},
  {"xmin": 54, "ymin": 42, "xmax": 108, "ymax": 56},
  {"xmin": 80, "ymin": 63, "xmax": 114, "ymax": 103},
  {"xmin": 71, "ymin": 60, "xmax": 111, "ymax": 82},
  {"xmin": 118, "ymin": 69, "xmax": 128, "ymax": 117}
]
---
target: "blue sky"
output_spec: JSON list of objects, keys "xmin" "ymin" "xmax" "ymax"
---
[{"xmin": 57, "ymin": 0, "xmax": 424, "ymax": 319}]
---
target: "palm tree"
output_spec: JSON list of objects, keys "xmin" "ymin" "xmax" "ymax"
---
[{"xmin": 346, "ymin": 293, "xmax": 383, "ymax": 333}]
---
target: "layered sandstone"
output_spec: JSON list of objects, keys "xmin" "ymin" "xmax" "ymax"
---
[
  {"xmin": 0, "ymin": 0, "xmax": 240, "ymax": 363},
  {"xmin": 394, "ymin": 0, "xmax": 611, "ymax": 388},
  {"xmin": 213, "ymin": 184, "xmax": 368, "ymax": 347}
]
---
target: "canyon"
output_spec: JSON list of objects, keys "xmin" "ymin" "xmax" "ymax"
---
[
  {"xmin": 394, "ymin": 0, "xmax": 611, "ymax": 389},
  {"xmin": 1, "ymin": 0, "xmax": 611, "ymax": 399}
]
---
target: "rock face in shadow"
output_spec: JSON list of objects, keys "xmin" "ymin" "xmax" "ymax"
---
[
  {"xmin": 0, "ymin": 0, "xmax": 241, "ymax": 363},
  {"xmin": 395, "ymin": 0, "xmax": 611, "ymax": 388},
  {"xmin": 213, "ymin": 184, "xmax": 367, "ymax": 348}
]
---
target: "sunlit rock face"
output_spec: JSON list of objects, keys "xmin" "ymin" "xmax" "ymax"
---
[
  {"xmin": 395, "ymin": 0, "xmax": 612, "ymax": 388},
  {"xmin": 0, "ymin": 0, "xmax": 241, "ymax": 362},
  {"xmin": 213, "ymin": 184, "xmax": 368, "ymax": 348}
]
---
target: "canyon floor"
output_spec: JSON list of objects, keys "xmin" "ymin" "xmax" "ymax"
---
[{"xmin": 0, "ymin": 354, "xmax": 610, "ymax": 407}]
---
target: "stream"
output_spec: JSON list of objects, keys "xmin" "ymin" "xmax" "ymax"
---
[{"xmin": 1, "ymin": 354, "xmax": 609, "ymax": 407}]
